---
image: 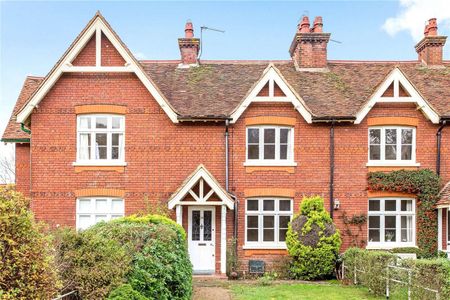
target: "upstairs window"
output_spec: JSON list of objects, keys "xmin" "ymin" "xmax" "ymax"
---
[
  {"xmin": 77, "ymin": 115, "xmax": 124, "ymax": 163},
  {"xmin": 368, "ymin": 126, "xmax": 415, "ymax": 165},
  {"xmin": 246, "ymin": 126, "xmax": 294, "ymax": 165}
]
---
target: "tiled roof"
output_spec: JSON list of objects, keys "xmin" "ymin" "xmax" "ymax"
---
[
  {"xmin": 438, "ymin": 181, "xmax": 450, "ymax": 207},
  {"xmin": 2, "ymin": 76, "xmax": 43, "ymax": 141},
  {"xmin": 2, "ymin": 60, "xmax": 450, "ymax": 141}
]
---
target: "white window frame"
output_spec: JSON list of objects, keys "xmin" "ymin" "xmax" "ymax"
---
[
  {"xmin": 74, "ymin": 114, "xmax": 126, "ymax": 166},
  {"xmin": 76, "ymin": 197, "xmax": 125, "ymax": 230},
  {"xmin": 367, "ymin": 126, "xmax": 418, "ymax": 167},
  {"xmin": 447, "ymin": 209, "xmax": 450, "ymax": 246},
  {"xmin": 367, "ymin": 198, "xmax": 416, "ymax": 249},
  {"xmin": 244, "ymin": 198, "xmax": 293, "ymax": 249},
  {"xmin": 244, "ymin": 126, "xmax": 296, "ymax": 166}
]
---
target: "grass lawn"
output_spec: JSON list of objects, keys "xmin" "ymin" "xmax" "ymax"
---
[{"xmin": 230, "ymin": 281, "xmax": 383, "ymax": 300}]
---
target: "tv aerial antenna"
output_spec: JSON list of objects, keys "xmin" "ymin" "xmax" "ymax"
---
[{"xmin": 197, "ymin": 25, "xmax": 225, "ymax": 60}]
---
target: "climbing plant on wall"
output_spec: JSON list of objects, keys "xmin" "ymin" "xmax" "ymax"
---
[{"xmin": 368, "ymin": 169, "xmax": 441, "ymax": 257}]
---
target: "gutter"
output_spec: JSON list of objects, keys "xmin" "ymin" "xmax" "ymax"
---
[
  {"xmin": 436, "ymin": 120, "xmax": 448, "ymax": 176},
  {"xmin": 312, "ymin": 116, "xmax": 356, "ymax": 123},
  {"xmin": 21, "ymin": 123, "xmax": 31, "ymax": 134}
]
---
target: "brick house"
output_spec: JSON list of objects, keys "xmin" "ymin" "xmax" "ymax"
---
[{"xmin": 2, "ymin": 12, "xmax": 450, "ymax": 275}]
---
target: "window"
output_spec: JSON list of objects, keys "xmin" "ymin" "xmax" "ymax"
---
[
  {"xmin": 246, "ymin": 126, "xmax": 294, "ymax": 165},
  {"xmin": 368, "ymin": 126, "xmax": 416, "ymax": 165},
  {"xmin": 77, "ymin": 115, "xmax": 125, "ymax": 163},
  {"xmin": 245, "ymin": 198, "xmax": 293, "ymax": 248},
  {"xmin": 368, "ymin": 198, "xmax": 415, "ymax": 248},
  {"xmin": 76, "ymin": 197, "xmax": 124, "ymax": 230}
]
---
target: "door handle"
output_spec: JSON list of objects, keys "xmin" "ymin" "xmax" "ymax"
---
[{"xmin": 198, "ymin": 243, "xmax": 206, "ymax": 246}]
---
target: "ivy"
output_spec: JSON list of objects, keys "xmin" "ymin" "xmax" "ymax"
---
[{"xmin": 368, "ymin": 169, "xmax": 441, "ymax": 256}]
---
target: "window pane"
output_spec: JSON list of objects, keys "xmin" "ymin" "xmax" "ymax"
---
[
  {"xmin": 385, "ymin": 145, "xmax": 397, "ymax": 160},
  {"xmin": 401, "ymin": 216, "xmax": 413, "ymax": 242},
  {"xmin": 385, "ymin": 129, "xmax": 397, "ymax": 144},
  {"xmin": 247, "ymin": 229, "xmax": 258, "ymax": 242},
  {"xmin": 369, "ymin": 200, "xmax": 380, "ymax": 211},
  {"xmin": 95, "ymin": 199, "xmax": 108, "ymax": 212},
  {"xmin": 78, "ymin": 199, "xmax": 91, "ymax": 212},
  {"xmin": 112, "ymin": 199, "xmax": 124, "ymax": 213},
  {"xmin": 369, "ymin": 216, "xmax": 380, "ymax": 228},
  {"xmin": 263, "ymin": 200, "xmax": 275, "ymax": 211},
  {"xmin": 385, "ymin": 216, "xmax": 396, "ymax": 242},
  {"xmin": 369, "ymin": 145, "xmax": 381, "ymax": 160},
  {"xmin": 96, "ymin": 117, "xmax": 108, "ymax": 129},
  {"xmin": 279, "ymin": 229, "xmax": 288, "ymax": 242},
  {"xmin": 95, "ymin": 133, "xmax": 107, "ymax": 159},
  {"xmin": 79, "ymin": 133, "xmax": 91, "ymax": 160},
  {"xmin": 203, "ymin": 211, "xmax": 212, "ymax": 241},
  {"xmin": 401, "ymin": 129, "xmax": 413, "ymax": 144},
  {"xmin": 279, "ymin": 200, "xmax": 291, "ymax": 211},
  {"xmin": 78, "ymin": 215, "xmax": 91, "ymax": 230},
  {"xmin": 247, "ymin": 216, "xmax": 258, "ymax": 228},
  {"xmin": 247, "ymin": 200, "xmax": 259, "ymax": 211},
  {"xmin": 401, "ymin": 145, "xmax": 412, "ymax": 160},
  {"xmin": 112, "ymin": 117, "xmax": 121, "ymax": 129},
  {"xmin": 264, "ymin": 128, "xmax": 275, "ymax": 143},
  {"xmin": 280, "ymin": 128, "xmax": 289, "ymax": 144},
  {"xmin": 369, "ymin": 229, "xmax": 380, "ymax": 242},
  {"xmin": 369, "ymin": 129, "xmax": 381, "ymax": 144},
  {"xmin": 280, "ymin": 145, "xmax": 288, "ymax": 160},
  {"xmin": 264, "ymin": 145, "xmax": 275, "ymax": 159},
  {"xmin": 263, "ymin": 229, "xmax": 274, "ymax": 242},
  {"xmin": 401, "ymin": 200, "xmax": 413, "ymax": 212},
  {"xmin": 95, "ymin": 215, "xmax": 108, "ymax": 223},
  {"xmin": 248, "ymin": 145, "xmax": 259, "ymax": 159},
  {"xmin": 191, "ymin": 210, "xmax": 200, "ymax": 241},
  {"xmin": 79, "ymin": 117, "xmax": 91, "ymax": 129},
  {"xmin": 112, "ymin": 134, "xmax": 122, "ymax": 160},
  {"xmin": 385, "ymin": 200, "xmax": 396, "ymax": 211},
  {"xmin": 263, "ymin": 216, "xmax": 274, "ymax": 228},
  {"xmin": 279, "ymin": 216, "xmax": 290, "ymax": 228},
  {"xmin": 248, "ymin": 128, "xmax": 259, "ymax": 143}
]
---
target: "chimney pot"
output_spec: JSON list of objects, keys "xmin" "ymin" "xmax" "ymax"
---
[
  {"xmin": 415, "ymin": 17, "xmax": 447, "ymax": 67},
  {"xmin": 312, "ymin": 16, "xmax": 323, "ymax": 33},
  {"xmin": 185, "ymin": 20, "xmax": 194, "ymax": 38},
  {"xmin": 299, "ymin": 16, "xmax": 310, "ymax": 33},
  {"xmin": 427, "ymin": 18, "xmax": 438, "ymax": 36}
]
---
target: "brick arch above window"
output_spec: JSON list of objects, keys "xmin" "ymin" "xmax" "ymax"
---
[
  {"xmin": 74, "ymin": 104, "xmax": 127, "ymax": 115},
  {"xmin": 245, "ymin": 116, "xmax": 296, "ymax": 127},
  {"xmin": 367, "ymin": 117, "xmax": 419, "ymax": 127},
  {"xmin": 74, "ymin": 188, "xmax": 126, "ymax": 198},
  {"xmin": 244, "ymin": 188, "xmax": 295, "ymax": 198},
  {"xmin": 367, "ymin": 190, "xmax": 416, "ymax": 198}
]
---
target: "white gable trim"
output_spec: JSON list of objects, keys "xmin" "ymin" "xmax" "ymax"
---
[
  {"xmin": 168, "ymin": 165, "xmax": 234, "ymax": 210},
  {"xmin": 355, "ymin": 68, "xmax": 440, "ymax": 124},
  {"xmin": 230, "ymin": 65, "xmax": 313, "ymax": 124},
  {"xmin": 16, "ymin": 15, "xmax": 179, "ymax": 124}
]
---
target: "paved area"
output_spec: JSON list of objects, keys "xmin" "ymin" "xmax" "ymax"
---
[{"xmin": 192, "ymin": 276, "xmax": 232, "ymax": 300}]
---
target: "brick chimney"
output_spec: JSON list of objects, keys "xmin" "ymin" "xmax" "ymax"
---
[
  {"xmin": 415, "ymin": 18, "xmax": 447, "ymax": 67},
  {"xmin": 178, "ymin": 20, "xmax": 200, "ymax": 67},
  {"xmin": 289, "ymin": 16, "xmax": 331, "ymax": 70}
]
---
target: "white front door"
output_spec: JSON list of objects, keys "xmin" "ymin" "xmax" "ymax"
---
[{"xmin": 188, "ymin": 206, "xmax": 215, "ymax": 274}]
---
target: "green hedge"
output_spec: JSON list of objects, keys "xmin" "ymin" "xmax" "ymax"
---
[
  {"xmin": 343, "ymin": 248, "xmax": 450, "ymax": 299},
  {"xmin": 54, "ymin": 214, "xmax": 192, "ymax": 300}
]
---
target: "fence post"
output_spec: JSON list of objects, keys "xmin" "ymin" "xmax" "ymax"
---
[
  {"xmin": 386, "ymin": 266, "xmax": 390, "ymax": 300},
  {"xmin": 342, "ymin": 260, "xmax": 345, "ymax": 281},
  {"xmin": 354, "ymin": 265, "xmax": 357, "ymax": 285},
  {"xmin": 407, "ymin": 269, "xmax": 411, "ymax": 300}
]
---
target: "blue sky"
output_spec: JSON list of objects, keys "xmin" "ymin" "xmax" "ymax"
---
[{"xmin": 0, "ymin": 0, "xmax": 449, "ymax": 170}]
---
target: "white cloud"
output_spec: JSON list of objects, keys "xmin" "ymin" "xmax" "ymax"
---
[
  {"xmin": 382, "ymin": 0, "xmax": 450, "ymax": 41},
  {"xmin": 134, "ymin": 51, "xmax": 147, "ymax": 60}
]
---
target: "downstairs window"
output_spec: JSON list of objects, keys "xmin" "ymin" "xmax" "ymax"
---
[{"xmin": 76, "ymin": 197, "xmax": 124, "ymax": 230}]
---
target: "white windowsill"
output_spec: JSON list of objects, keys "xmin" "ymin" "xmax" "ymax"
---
[
  {"xmin": 244, "ymin": 161, "xmax": 297, "ymax": 167},
  {"xmin": 73, "ymin": 161, "xmax": 127, "ymax": 167},
  {"xmin": 366, "ymin": 162, "xmax": 420, "ymax": 167},
  {"xmin": 243, "ymin": 244, "xmax": 287, "ymax": 250},
  {"xmin": 366, "ymin": 244, "xmax": 417, "ymax": 250}
]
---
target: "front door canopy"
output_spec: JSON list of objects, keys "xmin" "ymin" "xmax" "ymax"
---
[{"xmin": 168, "ymin": 164, "xmax": 234, "ymax": 210}]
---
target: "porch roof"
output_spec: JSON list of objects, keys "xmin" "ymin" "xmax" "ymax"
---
[
  {"xmin": 167, "ymin": 164, "xmax": 234, "ymax": 210},
  {"xmin": 437, "ymin": 181, "xmax": 450, "ymax": 208}
]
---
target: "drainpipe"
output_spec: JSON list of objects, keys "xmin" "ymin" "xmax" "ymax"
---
[
  {"xmin": 225, "ymin": 119, "xmax": 230, "ymax": 191},
  {"xmin": 329, "ymin": 120, "xmax": 335, "ymax": 219},
  {"xmin": 436, "ymin": 120, "xmax": 447, "ymax": 176}
]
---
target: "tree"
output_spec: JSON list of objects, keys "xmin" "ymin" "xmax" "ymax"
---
[{"xmin": 0, "ymin": 144, "xmax": 14, "ymax": 184}]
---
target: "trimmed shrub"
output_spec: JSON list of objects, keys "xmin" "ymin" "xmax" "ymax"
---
[
  {"xmin": 0, "ymin": 186, "xmax": 59, "ymax": 299},
  {"xmin": 108, "ymin": 284, "xmax": 149, "ymax": 300},
  {"xmin": 53, "ymin": 227, "xmax": 131, "ymax": 299},
  {"xmin": 286, "ymin": 196, "xmax": 342, "ymax": 280}
]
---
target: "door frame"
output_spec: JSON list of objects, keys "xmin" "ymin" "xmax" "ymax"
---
[{"xmin": 187, "ymin": 206, "xmax": 216, "ymax": 274}]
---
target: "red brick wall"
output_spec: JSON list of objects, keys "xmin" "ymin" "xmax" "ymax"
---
[
  {"xmin": 101, "ymin": 33, "xmax": 125, "ymax": 66},
  {"xmin": 15, "ymin": 143, "xmax": 30, "ymax": 197},
  {"xmin": 72, "ymin": 35, "xmax": 96, "ymax": 66}
]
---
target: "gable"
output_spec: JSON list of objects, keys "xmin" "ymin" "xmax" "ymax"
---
[
  {"xmin": 229, "ymin": 64, "xmax": 313, "ymax": 124},
  {"xmin": 16, "ymin": 12, "xmax": 178, "ymax": 124},
  {"xmin": 355, "ymin": 68, "xmax": 440, "ymax": 124}
]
